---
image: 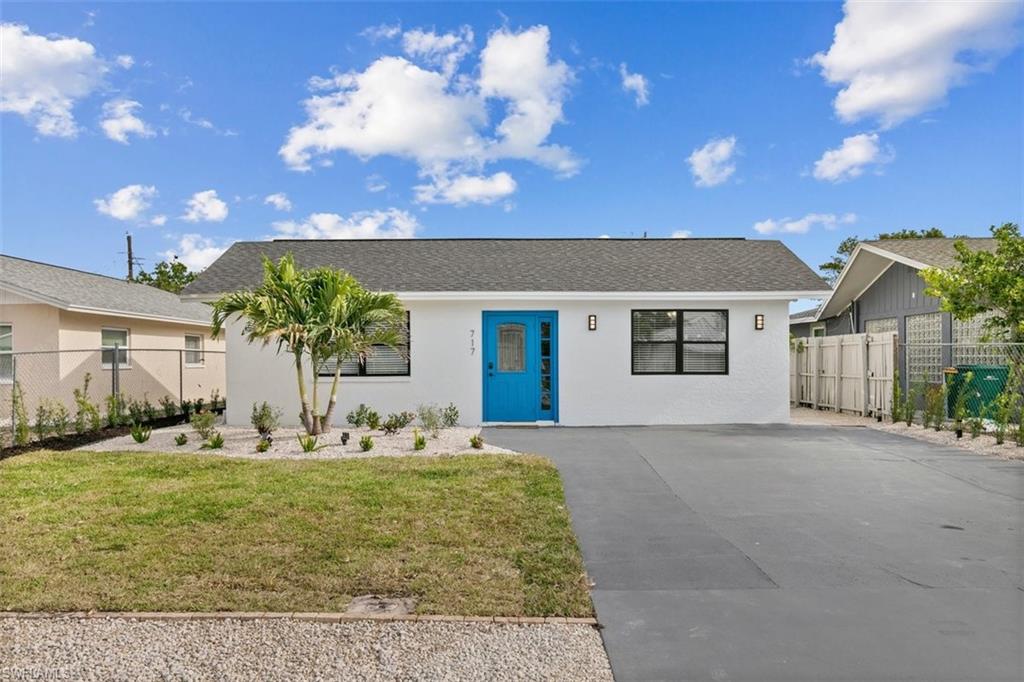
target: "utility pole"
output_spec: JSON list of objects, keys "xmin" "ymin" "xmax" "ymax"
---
[{"xmin": 126, "ymin": 233, "xmax": 135, "ymax": 281}]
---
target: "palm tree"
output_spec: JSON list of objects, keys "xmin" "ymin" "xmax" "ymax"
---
[{"xmin": 211, "ymin": 253, "xmax": 406, "ymax": 435}]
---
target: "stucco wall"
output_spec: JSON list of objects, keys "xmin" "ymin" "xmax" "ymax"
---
[{"xmin": 225, "ymin": 298, "xmax": 791, "ymax": 427}]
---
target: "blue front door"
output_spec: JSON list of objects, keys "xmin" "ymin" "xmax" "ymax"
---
[{"xmin": 483, "ymin": 311, "xmax": 557, "ymax": 422}]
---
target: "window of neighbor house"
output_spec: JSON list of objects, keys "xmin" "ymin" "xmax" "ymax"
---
[
  {"xmin": 184, "ymin": 334, "xmax": 204, "ymax": 366},
  {"xmin": 865, "ymin": 317, "xmax": 898, "ymax": 335},
  {"xmin": 318, "ymin": 312, "xmax": 411, "ymax": 377},
  {"xmin": 101, "ymin": 328, "xmax": 130, "ymax": 369},
  {"xmin": 632, "ymin": 309, "xmax": 728, "ymax": 375},
  {"xmin": 0, "ymin": 324, "xmax": 11, "ymax": 382},
  {"xmin": 810, "ymin": 324, "xmax": 826, "ymax": 337}
]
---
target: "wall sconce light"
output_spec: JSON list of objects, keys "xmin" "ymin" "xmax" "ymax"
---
[
  {"xmin": 588, "ymin": 314, "xmax": 598, "ymax": 331},
  {"xmin": 754, "ymin": 314, "xmax": 765, "ymax": 331}
]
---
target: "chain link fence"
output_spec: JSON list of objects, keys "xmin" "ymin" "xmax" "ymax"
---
[
  {"xmin": 2, "ymin": 347, "xmax": 225, "ymax": 448},
  {"xmin": 899, "ymin": 342, "xmax": 1023, "ymax": 419}
]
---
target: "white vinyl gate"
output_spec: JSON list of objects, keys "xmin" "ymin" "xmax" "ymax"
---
[{"xmin": 790, "ymin": 332, "xmax": 897, "ymax": 417}]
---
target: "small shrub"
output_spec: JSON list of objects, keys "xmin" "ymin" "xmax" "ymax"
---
[
  {"xmin": 127, "ymin": 399, "xmax": 145, "ymax": 425},
  {"xmin": 413, "ymin": 428, "xmax": 426, "ymax": 451},
  {"xmin": 190, "ymin": 410, "xmax": 217, "ymax": 440},
  {"xmin": 11, "ymin": 381, "xmax": 30, "ymax": 446},
  {"xmin": 159, "ymin": 395, "xmax": 178, "ymax": 418},
  {"xmin": 174, "ymin": 432, "xmax": 188, "ymax": 446},
  {"xmin": 33, "ymin": 402, "xmax": 53, "ymax": 441},
  {"xmin": 194, "ymin": 398, "xmax": 206, "ymax": 414},
  {"xmin": 142, "ymin": 396, "xmax": 158, "ymax": 422},
  {"xmin": 903, "ymin": 381, "xmax": 922, "ymax": 427},
  {"xmin": 296, "ymin": 433, "xmax": 326, "ymax": 453},
  {"xmin": 210, "ymin": 388, "xmax": 222, "ymax": 410},
  {"xmin": 359, "ymin": 435, "xmax": 374, "ymax": 452},
  {"xmin": 890, "ymin": 369, "xmax": 903, "ymax": 423},
  {"xmin": 51, "ymin": 402, "xmax": 70, "ymax": 437},
  {"xmin": 417, "ymin": 403, "xmax": 443, "ymax": 438},
  {"xmin": 250, "ymin": 401, "xmax": 281, "ymax": 439},
  {"xmin": 256, "ymin": 438, "xmax": 271, "ymax": 453},
  {"xmin": 991, "ymin": 379, "xmax": 1021, "ymax": 446},
  {"xmin": 381, "ymin": 411, "xmax": 416, "ymax": 435},
  {"xmin": 922, "ymin": 383, "xmax": 946, "ymax": 432},
  {"xmin": 180, "ymin": 399, "xmax": 194, "ymax": 417},
  {"xmin": 469, "ymin": 434, "xmax": 484, "ymax": 449},
  {"xmin": 950, "ymin": 371, "xmax": 974, "ymax": 437},
  {"xmin": 130, "ymin": 422, "xmax": 152, "ymax": 443},
  {"xmin": 73, "ymin": 373, "xmax": 102, "ymax": 434},
  {"xmin": 441, "ymin": 403, "xmax": 460, "ymax": 428},
  {"xmin": 105, "ymin": 393, "xmax": 127, "ymax": 428},
  {"xmin": 346, "ymin": 403, "xmax": 373, "ymax": 428},
  {"xmin": 365, "ymin": 409, "xmax": 381, "ymax": 430},
  {"xmin": 201, "ymin": 431, "xmax": 225, "ymax": 449}
]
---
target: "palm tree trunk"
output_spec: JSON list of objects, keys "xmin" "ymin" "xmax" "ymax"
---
[
  {"xmin": 309, "ymin": 352, "xmax": 322, "ymax": 435},
  {"xmin": 294, "ymin": 351, "xmax": 314, "ymax": 434},
  {"xmin": 320, "ymin": 365, "xmax": 343, "ymax": 433}
]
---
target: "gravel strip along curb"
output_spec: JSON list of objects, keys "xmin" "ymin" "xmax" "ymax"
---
[
  {"xmin": 2, "ymin": 616, "xmax": 612, "ymax": 682},
  {"xmin": 0, "ymin": 611, "xmax": 599, "ymax": 625}
]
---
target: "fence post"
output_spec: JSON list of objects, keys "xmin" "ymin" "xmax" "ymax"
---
[
  {"xmin": 179, "ymin": 350, "xmax": 184, "ymax": 405},
  {"xmin": 810, "ymin": 338, "xmax": 819, "ymax": 410},
  {"xmin": 834, "ymin": 337, "xmax": 843, "ymax": 413},
  {"xmin": 861, "ymin": 334, "xmax": 870, "ymax": 417}
]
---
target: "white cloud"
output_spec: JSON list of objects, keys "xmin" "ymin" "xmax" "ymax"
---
[
  {"xmin": 687, "ymin": 135, "xmax": 738, "ymax": 187},
  {"xmin": 402, "ymin": 25, "xmax": 474, "ymax": 77},
  {"xmin": 150, "ymin": 214, "xmax": 167, "ymax": 226},
  {"xmin": 263, "ymin": 192, "xmax": 292, "ymax": 212},
  {"xmin": 94, "ymin": 184, "xmax": 157, "ymax": 221},
  {"xmin": 182, "ymin": 190, "xmax": 229, "ymax": 223},
  {"xmin": 619, "ymin": 63, "xmax": 650, "ymax": 107},
  {"xmin": 753, "ymin": 212, "xmax": 856, "ymax": 235},
  {"xmin": 0, "ymin": 23, "xmax": 108, "ymax": 137},
  {"xmin": 365, "ymin": 174, "xmax": 388, "ymax": 193},
  {"xmin": 180, "ymin": 108, "xmax": 237, "ymax": 136},
  {"xmin": 115, "ymin": 54, "xmax": 134, "ymax": 69},
  {"xmin": 810, "ymin": 1, "xmax": 1022, "ymax": 128},
  {"xmin": 100, "ymin": 99, "xmax": 154, "ymax": 144},
  {"xmin": 813, "ymin": 133, "xmax": 893, "ymax": 182},
  {"xmin": 670, "ymin": 230, "xmax": 692, "ymax": 238},
  {"xmin": 272, "ymin": 208, "xmax": 420, "ymax": 240},
  {"xmin": 414, "ymin": 171, "xmax": 517, "ymax": 206},
  {"xmin": 361, "ymin": 23, "xmax": 401, "ymax": 42},
  {"xmin": 163, "ymin": 234, "xmax": 230, "ymax": 270},
  {"xmin": 280, "ymin": 25, "xmax": 579, "ymax": 203}
]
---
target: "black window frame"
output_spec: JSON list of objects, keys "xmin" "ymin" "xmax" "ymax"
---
[
  {"xmin": 318, "ymin": 311, "xmax": 411, "ymax": 378},
  {"xmin": 631, "ymin": 309, "xmax": 729, "ymax": 375}
]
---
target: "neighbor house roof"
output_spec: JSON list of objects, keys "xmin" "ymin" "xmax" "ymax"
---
[
  {"xmin": 183, "ymin": 238, "xmax": 830, "ymax": 299},
  {"xmin": 0, "ymin": 254, "xmax": 212, "ymax": 325},
  {"xmin": 816, "ymin": 237, "xmax": 995, "ymax": 320},
  {"xmin": 789, "ymin": 306, "xmax": 821, "ymax": 323}
]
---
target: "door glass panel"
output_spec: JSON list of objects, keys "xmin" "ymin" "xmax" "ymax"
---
[
  {"xmin": 497, "ymin": 323, "xmax": 526, "ymax": 372},
  {"xmin": 541, "ymin": 358, "xmax": 550, "ymax": 374},
  {"xmin": 541, "ymin": 339, "xmax": 550, "ymax": 357},
  {"xmin": 541, "ymin": 321, "xmax": 551, "ymax": 339},
  {"xmin": 540, "ymin": 390, "xmax": 551, "ymax": 410}
]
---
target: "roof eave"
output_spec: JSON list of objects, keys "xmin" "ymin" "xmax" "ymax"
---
[
  {"xmin": 184, "ymin": 289, "xmax": 832, "ymax": 303},
  {"xmin": 1, "ymin": 281, "xmax": 210, "ymax": 327}
]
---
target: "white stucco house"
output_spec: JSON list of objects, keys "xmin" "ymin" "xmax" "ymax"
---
[{"xmin": 183, "ymin": 238, "xmax": 829, "ymax": 426}]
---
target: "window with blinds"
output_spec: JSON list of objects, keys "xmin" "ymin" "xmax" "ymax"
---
[
  {"xmin": 632, "ymin": 309, "xmax": 728, "ymax": 374},
  {"xmin": 318, "ymin": 313, "xmax": 410, "ymax": 377}
]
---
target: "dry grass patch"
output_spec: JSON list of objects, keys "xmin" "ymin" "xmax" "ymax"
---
[{"xmin": 0, "ymin": 451, "xmax": 591, "ymax": 617}]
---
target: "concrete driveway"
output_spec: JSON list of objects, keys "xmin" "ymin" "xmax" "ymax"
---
[{"xmin": 485, "ymin": 424, "xmax": 1024, "ymax": 682}]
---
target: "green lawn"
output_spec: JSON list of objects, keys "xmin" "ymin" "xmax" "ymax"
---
[{"xmin": 0, "ymin": 451, "xmax": 591, "ymax": 617}]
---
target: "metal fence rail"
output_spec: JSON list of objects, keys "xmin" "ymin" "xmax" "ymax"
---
[{"xmin": 2, "ymin": 347, "xmax": 225, "ymax": 447}]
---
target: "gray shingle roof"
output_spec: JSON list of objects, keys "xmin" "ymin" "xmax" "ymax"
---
[
  {"xmin": 0, "ymin": 255, "xmax": 212, "ymax": 323},
  {"xmin": 184, "ymin": 238, "xmax": 829, "ymax": 296},
  {"xmin": 790, "ymin": 305, "xmax": 821, "ymax": 320},
  {"xmin": 861, "ymin": 238, "xmax": 996, "ymax": 270}
]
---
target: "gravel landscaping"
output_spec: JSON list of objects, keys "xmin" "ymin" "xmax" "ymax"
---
[
  {"xmin": 75, "ymin": 420, "xmax": 516, "ymax": 459},
  {"xmin": 1, "ymin": 616, "xmax": 612, "ymax": 681}
]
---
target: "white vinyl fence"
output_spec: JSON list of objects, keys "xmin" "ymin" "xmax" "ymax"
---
[{"xmin": 791, "ymin": 332, "xmax": 897, "ymax": 417}]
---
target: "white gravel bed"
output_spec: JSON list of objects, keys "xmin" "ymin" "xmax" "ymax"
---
[
  {"xmin": 76, "ymin": 420, "xmax": 517, "ymax": 459},
  {"xmin": 1, "ymin": 617, "xmax": 612, "ymax": 682},
  {"xmin": 870, "ymin": 421, "xmax": 1024, "ymax": 460}
]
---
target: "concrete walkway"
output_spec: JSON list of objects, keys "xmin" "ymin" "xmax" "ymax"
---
[{"xmin": 485, "ymin": 424, "xmax": 1024, "ymax": 682}]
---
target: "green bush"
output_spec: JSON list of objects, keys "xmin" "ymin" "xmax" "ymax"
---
[
  {"xmin": 201, "ymin": 432, "xmax": 225, "ymax": 449},
  {"xmin": 50, "ymin": 402, "xmax": 70, "ymax": 437},
  {"xmin": 890, "ymin": 369, "xmax": 903, "ymax": 423},
  {"xmin": 412, "ymin": 428, "xmax": 426, "ymax": 451},
  {"xmin": 250, "ymin": 401, "xmax": 281, "ymax": 438},
  {"xmin": 130, "ymin": 423, "xmax": 152, "ymax": 443},
  {"xmin": 359, "ymin": 435, "xmax": 374, "ymax": 452},
  {"xmin": 174, "ymin": 433, "xmax": 188, "ymax": 446},
  {"xmin": 33, "ymin": 402, "xmax": 53, "ymax": 442},
  {"xmin": 142, "ymin": 396, "xmax": 158, "ymax": 422},
  {"xmin": 11, "ymin": 381, "xmax": 30, "ymax": 446},
  {"xmin": 190, "ymin": 410, "xmax": 217, "ymax": 441},
  {"xmin": 469, "ymin": 434, "xmax": 484, "ymax": 450},
  {"xmin": 127, "ymin": 399, "xmax": 145, "ymax": 425},
  {"xmin": 381, "ymin": 411, "xmax": 416, "ymax": 435},
  {"xmin": 923, "ymin": 383, "xmax": 946, "ymax": 432},
  {"xmin": 296, "ymin": 433, "xmax": 326, "ymax": 453},
  {"xmin": 346, "ymin": 403, "xmax": 373, "ymax": 428},
  {"xmin": 256, "ymin": 438, "xmax": 271, "ymax": 453},
  {"xmin": 159, "ymin": 395, "xmax": 178, "ymax": 418},
  {"xmin": 73, "ymin": 373, "xmax": 102, "ymax": 434},
  {"xmin": 441, "ymin": 403, "xmax": 460, "ymax": 428},
  {"xmin": 105, "ymin": 393, "xmax": 127, "ymax": 428},
  {"xmin": 417, "ymin": 404, "xmax": 442, "ymax": 438}
]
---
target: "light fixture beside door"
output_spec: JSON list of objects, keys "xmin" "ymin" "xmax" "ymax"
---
[
  {"xmin": 588, "ymin": 314, "xmax": 597, "ymax": 331},
  {"xmin": 754, "ymin": 314, "xmax": 765, "ymax": 331}
]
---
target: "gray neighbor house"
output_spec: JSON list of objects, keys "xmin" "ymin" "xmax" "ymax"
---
[{"xmin": 790, "ymin": 237, "xmax": 998, "ymax": 385}]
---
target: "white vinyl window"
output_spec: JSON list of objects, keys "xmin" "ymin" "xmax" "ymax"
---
[
  {"xmin": 101, "ymin": 327, "xmax": 130, "ymax": 369},
  {"xmin": 0, "ymin": 324, "xmax": 11, "ymax": 383},
  {"xmin": 810, "ymin": 324, "xmax": 826, "ymax": 338},
  {"xmin": 184, "ymin": 334, "xmax": 204, "ymax": 366}
]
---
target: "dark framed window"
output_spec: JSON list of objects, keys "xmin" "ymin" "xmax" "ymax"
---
[
  {"xmin": 631, "ymin": 309, "xmax": 728, "ymax": 375},
  {"xmin": 318, "ymin": 312, "xmax": 410, "ymax": 377}
]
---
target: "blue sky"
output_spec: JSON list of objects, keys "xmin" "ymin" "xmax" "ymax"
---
[{"xmin": 2, "ymin": 2, "xmax": 1022, "ymax": 310}]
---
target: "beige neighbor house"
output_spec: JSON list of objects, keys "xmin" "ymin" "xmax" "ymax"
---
[{"xmin": 0, "ymin": 255, "xmax": 224, "ymax": 421}]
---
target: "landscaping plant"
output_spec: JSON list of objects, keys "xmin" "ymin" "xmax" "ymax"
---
[
  {"xmin": 296, "ymin": 433, "xmax": 326, "ymax": 453},
  {"xmin": 250, "ymin": 401, "xmax": 281, "ymax": 441},
  {"xmin": 130, "ymin": 423, "xmax": 152, "ymax": 443},
  {"xmin": 903, "ymin": 380, "xmax": 922, "ymax": 427},
  {"xmin": 201, "ymin": 432, "xmax": 226, "ymax": 449},
  {"xmin": 890, "ymin": 369, "xmax": 903, "ymax": 423},
  {"xmin": 256, "ymin": 438, "xmax": 271, "ymax": 453},
  {"xmin": 73, "ymin": 373, "xmax": 102, "ymax": 434},
  {"xmin": 33, "ymin": 402, "xmax": 53, "ymax": 442},
  {"xmin": 441, "ymin": 403, "xmax": 460, "ymax": 428},
  {"xmin": 922, "ymin": 383, "xmax": 946, "ymax": 432},
  {"xmin": 180, "ymin": 399, "xmax": 194, "ymax": 417},
  {"xmin": 142, "ymin": 397, "xmax": 158, "ymax": 422},
  {"xmin": 210, "ymin": 389, "xmax": 222, "ymax": 411},
  {"xmin": 50, "ymin": 402, "xmax": 70, "ymax": 437},
  {"xmin": 11, "ymin": 381, "xmax": 30, "ymax": 446},
  {"xmin": 105, "ymin": 393, "xmax": 127, "ymax": 428},
  {"xmin": 991, "ymin": 370, "xmax": 1022, "ymax": 446},
  {"xmin": 127, "ymin": 399, "xmax": 146, "ymax": 426},
  {"xmin": 950, "ymin": 371, "xmax": 974, "ymax": 438},
  {"xmin": 417, "ymin": 404, "xmax": 443, "ymax": 438},
  {"xmin": 359, "ymin": 435, "xmax": 374, "ymax": 452},
  {"xmin": 211, "ymin": 253, "xmax": 407, "ymax": 436},
  {"xmin": 469, "ymin": 434, "xmax": 484, "ymax": 450},
  {"xmin": 346, "ymin": 403, "xmax": 373, "ymax": 428},
  {"xmin": 413, "ymin": 428, "xmax": 426, "ymax": 451},
  {"xmin": 381, "ymin": 411, "xmax": 416, "ymax": 435},
  {"xmin": 159, "ymin": 395, "xmax": 178, "ymax": 418},
  {"xmin": 190, "ymin": 410, "xmax": 218, "ymax": 441},
  {"xmin": 174, "ymin": 433, "xmax": 189, "ymax": 446}
]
